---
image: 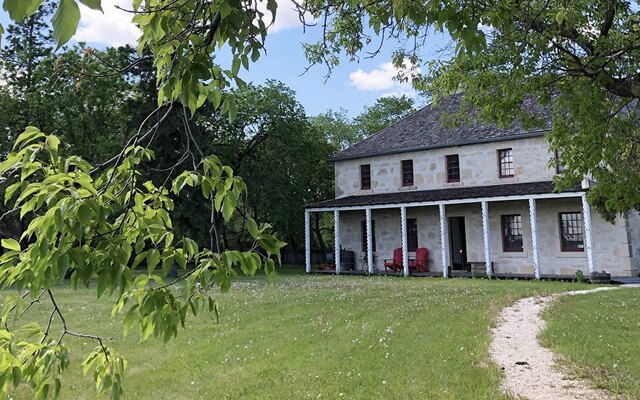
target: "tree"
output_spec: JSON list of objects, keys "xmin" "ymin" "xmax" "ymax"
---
[
  {"xmin": 234, "ymin": 84, "xmax": 335, "ymax": 249},
  {"xmin": 300, "ymin": 0, "xmax": 640, "ymax": 220},
  {"xmin": 0, "ymin": 22, "xmax": 141, "ymax": 244},
  {"xmin": 354, "ymin": 95, "xmax": 414, "ymax": 135},
  {"xmin": 311, "ymin": 108, "xmax": 362, "ymax": 151},
  {"xmin": 0, "ymin": 0, "xmax": 56, "ymax": 154},
  {"xmin": 311, "ymin": 96, "xmax": 416, "ymax": 150},
  {"xmin": 192, "ymin": 81, "xmax": 335, "ymax": 251},
  {"xmin": 0, "ymin": 1, "xmax": 285, "ymax": 398}
]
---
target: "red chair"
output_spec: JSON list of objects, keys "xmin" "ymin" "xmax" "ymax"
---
[
  {"xmin": 409, "ymin": 247, "xmax": 429, "ymax": 272},
  {"xmin": 384, "ymin": 248, "xmax": 403, "ymax": 272}
]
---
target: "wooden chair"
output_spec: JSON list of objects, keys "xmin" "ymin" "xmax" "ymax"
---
[
  {"xmin": 384, "ymin": 248, "xmax": 403, "ymax": 272},
  {"xmin": 409, "ymin": 247, "xmax": 429, "ymax": 272}
]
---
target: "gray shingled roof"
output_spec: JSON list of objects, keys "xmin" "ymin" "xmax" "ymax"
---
[
  {"xmin": 306, "ymin": 181, "xmax": 582, "ymax": 209},
  {"xmin": 332, "ymin": 94, "xmax": 551, "ymax": 161}
]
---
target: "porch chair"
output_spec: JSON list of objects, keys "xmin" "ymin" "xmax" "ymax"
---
[
  {"xmin": 408, "ymin": 247, "xmax": 429, "ymax": 273},
  {"xmin": 384, "ymin": 247, "xmax": 403, "ymax": 272}
]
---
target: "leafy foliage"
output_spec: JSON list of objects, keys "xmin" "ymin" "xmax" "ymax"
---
[
  {"xmin": 312, "ymin": 96, "xmax": 415, "ymax": 151},
  {"xmin": 0, "ymin": 128, "xmax": 284, "ymax": 397},
  {"xmin": 354, "ymin": 95, "xmax": 415, "ymax": 136}
]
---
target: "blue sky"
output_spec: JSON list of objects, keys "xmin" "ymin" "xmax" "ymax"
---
[{"xmin": 1, "ymin": 0, "xmax": 452, "ymax": 116}]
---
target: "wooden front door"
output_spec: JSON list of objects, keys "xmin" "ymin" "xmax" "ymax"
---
[{"xmin": 449, "ymin": 217, "xmax": 468, "ymax": 270}]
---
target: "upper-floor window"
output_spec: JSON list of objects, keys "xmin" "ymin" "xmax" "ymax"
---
[
  {"xmin": 559, "ymin": 212, "xmax": 584, "ymax": 252},
  {"xmin": 554, "ymin": 149, "xmax": 565, "ymax": 174},
  {"xmin": 446, "ymin": 154, "xmax": 460, "ymax": 182},
  {"xmin": 360, "ymin": 164, "xmax": 371, "ymax": 190},
  {"xmin": 407, "ymin": 218, "xmax": 418, "ymax": 251},
  {"xmin": 401, "ymin": 160, "xmax": 414, "ymax": 186},
  {"xmin": 361, "ymin": 220, "xmax": 377, "ymax": 252},
  {"xmin": 501, "ymin": 214, "xmax": 523, "ymax": 252},
  {"xmin": 498, "ymin": 148, "xmax": 514, "ymax": 178}
]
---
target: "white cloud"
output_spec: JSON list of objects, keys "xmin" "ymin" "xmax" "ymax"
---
[
  {"xmin": 348, "ymin": 60, "xmax": 421, "ymax": 97},
  {"xmin": 75, "ymin": 0, "xmax": 140, "ymax": 46}
]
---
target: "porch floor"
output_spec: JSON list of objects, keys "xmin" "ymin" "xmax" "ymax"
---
[
  {"xmin": 308, "ymin": 270, "xmax": 599, "ymax": 282},
  {"xmin": 611, "ymin": 276, "xmax": 640, "ymax": 284}
]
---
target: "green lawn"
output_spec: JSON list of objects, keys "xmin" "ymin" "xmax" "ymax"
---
[
  {"xmin": 541, "ymin": 287, "xmax": 640, "ymax": 399},
  {"xmin": 7, "ymin": 269, "xmax": 593, "ymax": 399}
]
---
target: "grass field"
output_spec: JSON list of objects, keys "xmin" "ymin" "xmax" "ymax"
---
[
  {"xmin": 7, "ymin": 268, "xmax": 595, "ymax": 399},
  {"xmin": 541, "ymin": 287, "xmax": 640, "ymax": 400}
]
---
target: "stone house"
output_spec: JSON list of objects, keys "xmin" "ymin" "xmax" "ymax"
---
[{"xmin": 304, "ymin": 95, "xmax": 640, "ymax": 278}]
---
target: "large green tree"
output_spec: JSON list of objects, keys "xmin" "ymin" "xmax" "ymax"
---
[
  {"xmin": 354, "ymin": 95, "xmax": 415, "ymax": 135},
  {"xmin": 193, "ymin": 81, "xmax": 335, "ymax": 251},
  {"xmin": 301, "ymin": 0, "xmax": 640, "ymax": 220},
  {"xmin": 312, "ymin": 95, "xmax": 416, "ymax": 150}
]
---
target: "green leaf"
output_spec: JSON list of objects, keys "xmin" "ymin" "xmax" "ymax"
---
[
  {"xmin": 3, "ymin": 0, "xmax": 44, "ymax": 22},
  {"xmin": 79, "ymin": 0, "xmax": 101, "ymax": 11},
  {"xmin": 46, "ymin": 135, "xmax": 60, "ymax": 152},
  {"xmin": 556, "ymin": 9, "xmax": 565, "ymax": 25},
  {"xmin": 146, "ymin": 249, "xmax": 160, "ymax": 273},
  {"xmin": 12, "ymin": 365, "xmax": 22, "ymax": 388},
  {"xmin": 247, "ymin": 218, "xmax": 259, "ymax": 238},
  {"xmin": 1, "ymin": 238, "xmax": 20, "ymax": 252},
  {"xmin": 13, "ymin": 126, "xmax": 45, "ymax": 149},
  {"xmin": 96, "ymin": 272, "xmax": 109, "ymax": 298},
  {"xmin": 77, "ymin": 203, "xmax": 91, "ymax": 225},
  {"xmin": 51, "ymin": 0, "xmax": 81, "ymax": 49},
  {"xmin": 221, "ymin": 199, "xmax": 234, "ymax": 221},
  {"xmin": 4, "ymin": 181, "xmax": 22, "ymax": 204}
]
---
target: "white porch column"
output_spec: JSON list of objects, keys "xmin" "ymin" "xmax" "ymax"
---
[
  {"xmin": 305, "ymin": 209, "xmax": 311, "ymax": 273},
  {"xmin": 401, "ymin": 206, "xmax": 409, "ymax": 276},
  {"xmin": 581, "ymin": 193, "xmax": 595, "ymax": 273},
  {"xmin": 481, "ymin": 201, "xmax": 492, "ymax": 278},
  {"xmin": 366, "ymin": 208, "xmax": 373, "ymax": 274},
  {"xmin": 438, "ymin": 204, "xmax": 449, "ymax": 277},
  {"xmin": 334, "ymin": 210, "xmax": 341, "ymax": 275},
  {"xmin": 528, "ymin": 198, "xmax": 540, "ymax": 279}
]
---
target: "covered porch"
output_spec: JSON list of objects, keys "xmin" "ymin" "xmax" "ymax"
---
[{"xmin": 304, "ymin": 181, "xmax": 596, "ymax": 279}]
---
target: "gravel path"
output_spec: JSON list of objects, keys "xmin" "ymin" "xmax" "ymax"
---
[{"xmin": 489, "ymin": 287, "xmax": 619, "ymax": 400}]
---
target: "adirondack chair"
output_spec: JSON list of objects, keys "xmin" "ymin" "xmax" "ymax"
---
[
  {"xmin": 409, "ymin": 247, "xmax": 429, "ymax": 272},
  {"xmin": 383, "ymin": 247, "xmax": 403, "ymax": 272}
]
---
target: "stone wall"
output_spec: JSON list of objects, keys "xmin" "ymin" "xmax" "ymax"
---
[
  {"xmin": 335, "ymin": 136, "xmax": 555, "ymax": 198},
  {"xmin": 337, "ymin": 199, "xmax": 634, "ymax": 277}
]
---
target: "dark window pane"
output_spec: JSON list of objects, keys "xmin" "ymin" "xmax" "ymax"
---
[
  {"xmin": 501, "ymin": 214, "xmax": 523, "ymax": 252},
  {"xmin": 407, "ymin": 218, "xmax": 418, "ymax": 251},
  {"xmin": 446, "ymin": 154, "xmax": 460, "ymax": 182},
  {"xmin": 498, "ymin": 148, "xmax": 514, "ymax": 178},
  {"xmin": 402, "ymin": 160, "xmax": 414, "ymax": 186},
  {"xmin": 559, "ymin": 212, "xmax": 584, "ymax": 251},
  {"xmin": 361, "ymin": 220, "xmax": 376, "ymax": 252},
  {"xmin": 360, "ymin": 164, "xmax": 371, "ymax": 190}
]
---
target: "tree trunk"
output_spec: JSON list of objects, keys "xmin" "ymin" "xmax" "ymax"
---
[{"xmin": 312, "ymin": 213, "xmax": 327, "ymax": 259}]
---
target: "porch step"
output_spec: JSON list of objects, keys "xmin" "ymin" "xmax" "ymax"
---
[{"xmin": 611, "ymin": 276, "xmax": 640, "ymax": 284}]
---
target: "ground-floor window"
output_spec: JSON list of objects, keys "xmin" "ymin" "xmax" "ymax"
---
[
  {"xmin": 501, "ymin": 214, "xmax": 523, "ymax": 252},
  {"xmin": 407, "ymin": 218, "xmax": 418, "ymax": 251},
  {"xmin": 361, "ymin": 220, "xmax": 376, "ymax": 252},
  {"xmin": 559, "ymin": 212, "xmax": 584, "ymax": 251}
]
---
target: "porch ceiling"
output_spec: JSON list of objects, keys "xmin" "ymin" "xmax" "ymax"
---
[{"xmin": 305, "ymin": 181, "xmax": 583, "ymax": 210}]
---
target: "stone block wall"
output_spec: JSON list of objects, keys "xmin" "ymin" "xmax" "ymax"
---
[{"xmin": 335, "ymin": 136, "xmax": 555, "ymax": 198}]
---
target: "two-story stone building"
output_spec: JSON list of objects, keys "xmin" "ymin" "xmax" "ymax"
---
[{"xmin": 304, "ymin": 95, "xmax": 640, "ymax": 278}]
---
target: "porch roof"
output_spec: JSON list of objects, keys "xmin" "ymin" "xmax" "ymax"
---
[{"xmin": 305, "ymin": 181, "xmax": 583, "ymax": 210}]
